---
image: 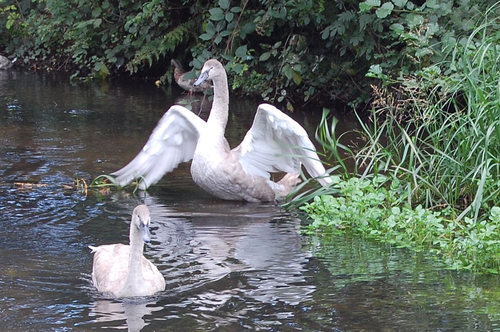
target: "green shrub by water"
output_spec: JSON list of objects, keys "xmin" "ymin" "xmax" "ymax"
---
[
  {"xmin": 355, "ymin": 4, "xmax": 500, "ymax": 223},
  {"xmin": 301, "ymin": 176, "xmax": 500, "ymax": 273},
  {"xmin": 299, "ymin": 4, "xmax": 500, "ymax": 273}
]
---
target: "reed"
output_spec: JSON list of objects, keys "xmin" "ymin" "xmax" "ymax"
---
[
  {"xmin": 297, "ymin": 5, "xmax": 500, "ymax": 272},
  {"xmin": 352, "ymin": 9, "xmax": 500, "ymax": 224}
]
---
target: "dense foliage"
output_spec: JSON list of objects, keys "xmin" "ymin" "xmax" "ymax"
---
[
  {"xmin": 298, "ymin": 3, "xmax": 500, "ymax": 273},
  {"xmin": 301, "ymin": 176, "xmax": 500, "ymax": 273},
  {"xmin": 1, "ymin": 0, "xmax": 495, "ymax": 105}
]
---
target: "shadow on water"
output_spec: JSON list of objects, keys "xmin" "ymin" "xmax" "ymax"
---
[{"xmin": 1, "ymin": 69, "xmax": 500, "ymax": 331}]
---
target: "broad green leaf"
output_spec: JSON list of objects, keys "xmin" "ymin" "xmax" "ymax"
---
[
  {"xmin": 259, "ymin": 52, "xmax": 271, "ymax": 61},
  {"xmin": 392, "ymin": 0, "xmax": 407, "ymax": 8},
  {"xmin": 219, "ymin": 0, "xmax": 230, "ymax": 10},
  {"xmin": 231, "ymin": 6, "xmax": 242, "ymax": 13},
  {"xmin": 375, "ymin": 2, "xmax": 394, "ymax": 18},
  {"xmin": 91, "ymin": 6, "xmax": 102, "ymax": 18},
  {"xmin": 279, "ymin": 7, "xmax": 287, "ymax": 19},
  {"xmin": 426, "ymin": 0, "xmax": 440, "ymax": 9},
  {"xmin": 225, "ymin": 12, "xmax": 234, "ymax": 22},
  {"xmin": 235, "ymin": 45, "xmax": 248, "ymax": 58},
  {"xmin": 199, "ymin": 33, "xmax": 214, "ymax": 41},
  {"xmin": 241, "ymin": 22, "xmax": 255, "ymax": 34},
  {"xmin": 359, "ymin": 3, "xmax": 372, "ymax": 11},
  {"xmin": 321, "ymin": 27, "xmax": 331, "ymax": 40},
  {"xmin": 232, "ymin": 63, "xmax": 244, "ymax": 74},
  {"xmin": 360, "ymin": 0, "xmax": 380, "ymax": 10},
  {"xmin": 389, "ymin": 23, "xmax": 404, "ymax": 33},
  {"xmin": 283, "ymin": 64, "xmax": 293, "ymax": 80},
  {"xmin": 206, "ymin": 22, "xmax": 216, "ymax": 34},
  {"xmin": 209, "ymin": 8, "xmax": 224, "ymax": 21}
]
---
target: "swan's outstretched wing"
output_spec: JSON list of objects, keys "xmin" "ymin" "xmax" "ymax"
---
[
  {"xmin": 236, "ymin": 103, "xmax": 331, "ymax": 186},
  {"xmin": 112, "ymin": 105, "xmax": 206, "ymax": 189}
]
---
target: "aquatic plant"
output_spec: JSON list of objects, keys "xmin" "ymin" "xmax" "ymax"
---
[{"xmin": 300, "ymin": 176, "xmax": 500, "ymax": 273}]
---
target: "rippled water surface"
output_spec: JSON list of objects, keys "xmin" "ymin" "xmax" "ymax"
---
[{"xmin": 1, "ymin": 69, "xmax": 500, "ymax": 332}]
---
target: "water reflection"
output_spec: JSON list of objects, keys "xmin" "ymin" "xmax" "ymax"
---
[
  {"xmin": 1, "ymin": 69, "xmax": 499, "ymax": 331},
  {"xmin": 89, "ymin": 300, "xmax": 163, "ymax": 332}
]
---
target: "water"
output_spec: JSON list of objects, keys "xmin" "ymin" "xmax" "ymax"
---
[{"xmin": 1, "ymin": 69, "xmax": 500, "ymax": 331}]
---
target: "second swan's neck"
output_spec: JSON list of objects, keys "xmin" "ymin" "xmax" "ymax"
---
[{"xmin": 120, "ymin": 225, "xmax": 145, "ymax": 295}]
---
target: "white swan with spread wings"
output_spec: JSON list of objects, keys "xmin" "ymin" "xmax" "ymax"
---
[{"xmin": 112, "ymin": 59, "xmax": 331, "ymax": 202}]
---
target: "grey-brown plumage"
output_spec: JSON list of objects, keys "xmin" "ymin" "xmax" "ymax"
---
[
  {"xmin": 171, "ymin": 59, "xmax": 211, "ymax": 93},
  {"xmin": 0, "ymin": 55, "xmax": 14, "ymax": 70},
  {"xmin": 89, "ymin": 205, "xmax": 165, "ymax": 298}
]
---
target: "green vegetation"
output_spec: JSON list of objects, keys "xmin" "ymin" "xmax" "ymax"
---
[
  {"xmin": 0, "ymin": 0, "xmax": 493, "ymax": 105},
  {"xmin": 299, "ymin": 4, "xmax": 500, "ymax": 273},
  {"xmin": 301, "ymin": 176, "xmax": 500, "ymax": 273}
]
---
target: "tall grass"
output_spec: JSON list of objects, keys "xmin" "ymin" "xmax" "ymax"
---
[
  {"xmin": 296, "ymin": 3, "xmax": 500, "ymax": 273},
  {"xmin": 352, "ymin": 7, "xmax": 500, "ymax": 224}
]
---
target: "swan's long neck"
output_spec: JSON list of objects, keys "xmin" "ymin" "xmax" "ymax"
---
[
  {"xmin": 206, "ymin": 70, "xmax": 229, "ymax": 135},
  {"xmin": 121, "ymin": 222, "xmax": 145, "ymax": 294}
]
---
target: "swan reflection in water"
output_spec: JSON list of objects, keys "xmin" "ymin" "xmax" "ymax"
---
[
  {"xmin": 89, "ymin": 299, "xmax": 163, "ymax": 332},
  {"xmin": 87, "ymin": 197, "xmax": 315, "ymax": 330}
]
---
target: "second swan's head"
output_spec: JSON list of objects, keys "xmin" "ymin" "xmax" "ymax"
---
[
  {"xmin": 132, "ymin": 204, "xmax": 152, "ymax": 243},
  {"xmin": 194, "ymin": 59, "xmax": 225, "ymax": 86}
]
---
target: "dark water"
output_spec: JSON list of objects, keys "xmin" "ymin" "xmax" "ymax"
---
[{"xmin": 1, "ymin": 69, "xmax": 499, "ymax": 332}]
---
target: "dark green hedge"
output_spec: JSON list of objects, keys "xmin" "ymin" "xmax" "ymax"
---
[{"xmin": 0, "ymin": 0, "xmax": 495, "ymax": 105}]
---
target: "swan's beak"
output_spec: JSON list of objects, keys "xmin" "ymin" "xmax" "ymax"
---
[
  {"xmin": 140, "ymin": 223, "xmax": 152, "ymax": 243},
  {"xmin": 194, "ymin": 70, "xmax": 209, "ymax": 86}
]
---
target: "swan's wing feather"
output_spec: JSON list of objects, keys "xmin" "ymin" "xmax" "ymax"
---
[
  {"xmin": 237, "ymin": 103, "xmax": 331, "ymax": 186},
  {"xmin": 112, "ymin": 105, "xmax": 206, "ymax": 189},
  {"xmin": 90, "ymin": 244, "xmax": 129, "ymax": 293}
]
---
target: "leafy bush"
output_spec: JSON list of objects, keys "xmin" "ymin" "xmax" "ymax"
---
[
  {"xmin": 1, "ymin": 0, "xmax": 205, "ymax": 79},
  {"xmin": 2, "ymin": 0, "xmax": 494, "ymax": 103},
  {"xmin": 298, "ymin": 3, "xmax": 500, "ymax": 274},
  {"xmin": 301, "ymin": 176, "xmax": 500, "ymax": 273}
]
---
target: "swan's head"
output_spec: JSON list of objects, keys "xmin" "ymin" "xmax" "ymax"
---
[
  {"xmin": 194, "ymin": 59, "xmax": 224, "ymax": 86},
  {"xmin": 132, "ymin": 204, "xmax": 152, "ymax": 243}
]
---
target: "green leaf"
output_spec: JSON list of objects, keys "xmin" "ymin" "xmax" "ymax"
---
[
  {"xmin": 235, "ymin": 45, "xmax": 248, "ymax": 58},
  {"xmin": 219, "ymin": 0, "xmax": 230, "ymax": 10},
  {"xmin": 209, "ymin": 8, "xmax": 224, "ymax": 21},
  {"xmin": 206, "ymin": 22, "xmax": 216, "ymax": 34},
  {"xmin": 91, "ymin": 6, "xmax": 102, "ymax": 18},
  {"xmin": 93, "ymin": 18, "xmax": 102, "ymax": 28},
  {"xmin": 231, "ymin": 6, "xmax": 242, "ymax": 13},
  {"xmin": 389, "ymin": 23, "xmax": 404, "ymax": 33},
  {"xmin": 241, "ymin": 22, "xmax": 255, "ymax": 34},
  {"xmin": 199, "ymin": 33, "xmax": 214, "ymax": 41},
  {"xmin": 232, "ymin": 63, "xmax": 244, "ymax": 74},
  {"xmin": 392, "ymin": 0, "xmax": 407, "ymax": 8},
  {"xmin": 376, "ymin": 2, "xmax": 394, "ymax": 18},
  {"xmin": 283, "ymin": 64, "xmax": 293, "ymax": 80},
  {"xmin": 260, "ymin": 52, "xmax": 271, "ymax": 61},
  {"xmin": 225, "ymin": 12, "xmax": 234, "ymax": 22},
  {"xmin": 278, "ymin": 7, "xmax": 287, "ymax": 19},
  {"xmin": 359, "ymin": 0, "xmax": 380, "ymax": 11}
]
